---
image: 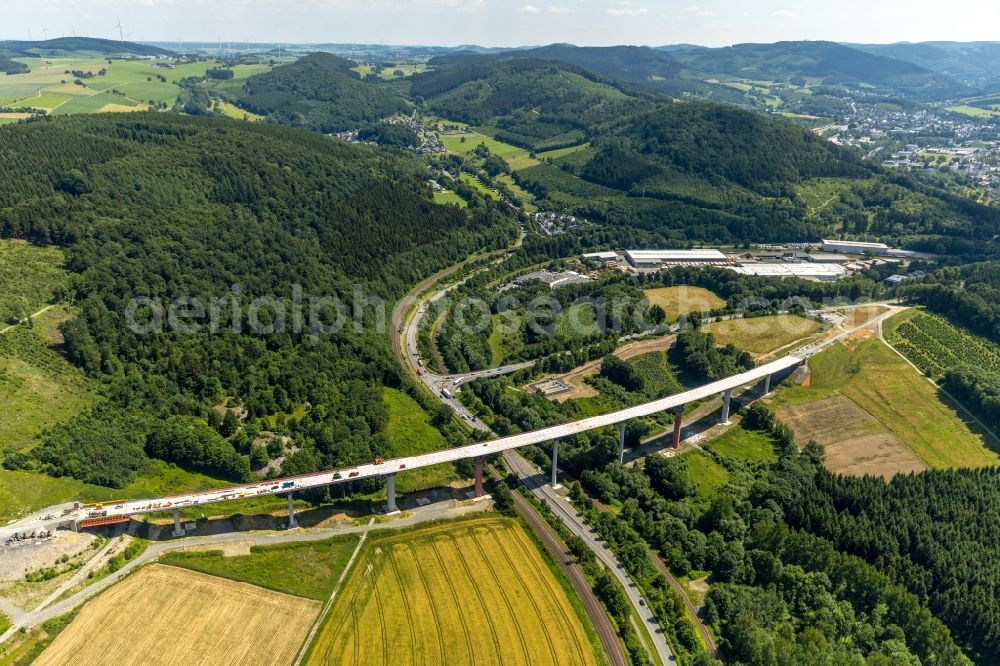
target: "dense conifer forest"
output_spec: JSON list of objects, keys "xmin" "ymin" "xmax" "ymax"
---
[
  {"xmin": 0, "ymin": 114, "xmax": 517, "ymax": 488},
  {"xmin": 237, "ymin": 52, "xmax": 410, "ymax": 132}
]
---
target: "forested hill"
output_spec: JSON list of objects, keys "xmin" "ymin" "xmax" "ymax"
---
[
  {"xmin": 434, "ymin": 45, "xmax": 711, "ymax": 98},
  {"xmin": 0, "ymin": 37, "xmax": 173, "ymax": 57},
  {"xmin": 409, "ymin": 57, "xmax": 652, "ymax": 131},
  {"xmin": 0, "ymin": 114, "xmax": 517, "ymax": 489},
  {"xmin": 412, "ymin": 57, "xmax": 1000, "ymax": 249},
  {"xmin": 0, "ymin": 52, "xmax": 28, "ymax": 75},
  {"xmin": 237, "ymin": 52, "xmax": 409, "ymax": 132},
  {"xmin": 853, "ymin": 41, "xmax": 1000, "ymax": 89},
  {"xmin": 671, "ymin": 40, "xmax": 966, "ymax": 98}
]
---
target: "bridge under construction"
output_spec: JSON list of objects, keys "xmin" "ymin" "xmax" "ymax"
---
[{"xmin": 73, "ymin": 355, "xmax": 802, "ymax": 535}]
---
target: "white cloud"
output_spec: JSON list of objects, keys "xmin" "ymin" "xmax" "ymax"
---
[
  {"xmin": 520, "ymin": 3, "xmax": 540, "ymax": 12},
  {"xmin": 772, "ymin": 8, "xmax": 795, "ymax": 17},
  {"xmin": 607, "ymin": 1, "xmax": 647, "ymax": 17}
]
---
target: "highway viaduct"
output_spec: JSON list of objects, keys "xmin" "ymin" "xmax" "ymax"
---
[{"xmin": 69, "ymin": 355, "xmax": 801, "ymax": 533}]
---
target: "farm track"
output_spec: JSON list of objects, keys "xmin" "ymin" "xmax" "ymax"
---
[{"xmin": 489, "ymin": 465, "xmax": 628, "ymax": 666}]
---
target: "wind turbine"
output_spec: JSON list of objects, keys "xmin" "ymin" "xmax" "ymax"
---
[
  {"xmin": 41, "ymin": 25, "xmax": 48, "ymax": 41},
  {"xmin": 114, "ymin": 17, "xmax": 124, "ymax": 43}
]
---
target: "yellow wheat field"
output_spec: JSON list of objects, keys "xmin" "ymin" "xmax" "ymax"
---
[
  {"xmin": 35, "ymin": 564, "xmax": 320, "ymax": 666},
  {"xmin": 306, "ymin": 517, "xmax": 598, "ymax": 666}
]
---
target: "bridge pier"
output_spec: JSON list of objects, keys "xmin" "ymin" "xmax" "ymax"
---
[
  {"xmin": 171, "ymin": 508, "xmax": 185, "ymax": 537},
  {"xmin": 721, "ymin": 388, "xmax": 733, "ymax": 424},
  {"xmin": 551, "ymin": 440, "xmax": 561, "ymax": 489},
  {"xmin": 474, "ymin": 458, "xmax": 484, "ymax": 498},
  {"xmin": 763, "ymin": 373, "xmax": 771, "ymax": 394},
  {"xmin": 386, "ymin": 473, "xmax": 399, "ymax": 514},
  {"xmin": 286, "ymin": 493, "xmax": 298, "ymax": 529},
  {"xmin": 672, "ymin": 407, "xmax": 684, "ymax": 449},
  {"xmin": 617, "ymin": 422, "xmax": 626, "ymax": 463}
]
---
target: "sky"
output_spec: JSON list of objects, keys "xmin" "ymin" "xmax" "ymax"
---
[{"xmin": 7, "ymin": 0, "xmax": 1000, "ymax": 48}]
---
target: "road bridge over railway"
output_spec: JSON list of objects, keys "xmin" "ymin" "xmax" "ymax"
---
[{"xmin": 63, "ymin": 355, "xmax": 801, "ymax": 535}]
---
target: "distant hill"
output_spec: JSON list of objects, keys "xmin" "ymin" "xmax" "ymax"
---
[
  {"xmin": 672, "ymin": 40, "xmax": 965, "ymax": 98},
  {"xmin": 237, "ymin": 52, "xmax": 409, "ymax": 132},
  {"xmin": 467, "ymin": 44, "xmax": 728, "ymax": 99},
  {"xmin": 852, "ymin": 41, "xmax": 1000, "ymax": 89},
  {"xmin": 0, "ymin": 37, "xmax": 173, "ymax": 58},
  {"xmin": 411, "ymin": 56, "xmax": 655, "ymax": 149},
  {"xmin": 413, "ymin": 54, "xmax": 1000, "ymax": 250}
]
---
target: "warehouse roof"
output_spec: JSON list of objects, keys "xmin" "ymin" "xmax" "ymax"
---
[{"xmin": 625, "ymin": 249, "xmax": 728, "ymax": 262}]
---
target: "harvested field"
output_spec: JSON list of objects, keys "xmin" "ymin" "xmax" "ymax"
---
[
  {"xmin": 306, "ymin": 517, "xmax": 598, "ymax": 666},
  {"xmin": 34, "ymin": 564, "xmax": 319, "ymax": 666},
  {"xmin": 97, "ymin": 103, "xmax": 148, "ymax": 113},
  {"xmin": 703, "ymin": 314, "xmax": 823, "ymax": 355},
  {"xmin": 773, "ymin": 337, "xmax": 998, "ymax": 472},
  {"xmin": 838, "ymin": 306, "xmax": 887, "ymax": 329},
  {"xmin": 644, "ymin": 286, "xmax": 725, "ymax": 322},
  {"xmin": 778, "ymin": 395, "xmax": 928, "ymax": 478}
]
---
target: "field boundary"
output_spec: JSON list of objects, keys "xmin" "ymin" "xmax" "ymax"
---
[
  {"xmin": 293, "ymin": 517, "xmax": 374, "ymax": 666},
  {"xmin": 877, "ymin": 315, "xmax": 1000, "ymax": 448}
]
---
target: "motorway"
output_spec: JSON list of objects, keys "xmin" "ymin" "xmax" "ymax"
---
[{"xmin": 504, "ymin": 449, "xmax": 677, "ymax": 665}]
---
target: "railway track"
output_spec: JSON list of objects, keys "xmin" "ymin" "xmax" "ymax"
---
[{"xmin": 488, "ymin": 465, "xmax": 628, "ymax": 666}]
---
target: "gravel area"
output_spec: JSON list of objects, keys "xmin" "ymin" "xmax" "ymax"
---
[{"xmin": 0, "ymin": 532, "xmax": 96, "ymax": 582}]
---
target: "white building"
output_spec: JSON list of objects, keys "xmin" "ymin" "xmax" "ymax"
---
[
  {"xmin": 729, "ymin": 263, "xmax": 847, "ymax": 282},
  {"xmin": 624, "ymin": 249, "xmax": 728, "ymax": 269},
  {"xmin": 821, "ymin": 239, "xmax": 890, "ymax": 256},
  {"xmin": 581, "ymin": 252, "xmax": 620, "ymax": 264}
]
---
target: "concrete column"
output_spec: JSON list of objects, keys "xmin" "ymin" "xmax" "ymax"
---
[
  {"xmin": 721, "ymin": 388, "xmax": 733, "ymax": 424},
  {"xmin": 763, "ymin": 374, "xmax": 772, "ymax": 394},
  {"xmin": 672, "ymin": 407, "xmax": 684, "ymax": 449},
  {"xmin": 474, "ymin": 458, "xmax": 484, "ymax": 498},
  {"xmin": 171, "ymin": 508, "xmax": 184, "ymax": 537},
  {"xmin": 286, "ymin": 493, "xmax": 298, "ymax": 529},
  {"xmin": 617, "ymin": 422, "xmax": 627, "ymax": 464},
  {"xmin": 386, "ymin": 473, "xmax": 399, "ymax": 514},
  {"xmin": 551, "ymin": 440, "xmax": 561, "ymax": 489}
]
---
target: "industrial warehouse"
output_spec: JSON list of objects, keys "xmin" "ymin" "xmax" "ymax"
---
[
  {"xmin": 624, "ymin": 249, "xmax": 730, "ymax": 268},
  {"xmin": 577, "ymin": 242, "xmax": 924, "ymax": 282}
]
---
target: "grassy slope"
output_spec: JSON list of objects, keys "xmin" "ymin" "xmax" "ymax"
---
[
  {"xmin": 682, "ymin": 450, "xmax": 729, "ymax": 500},
  {"xmin": 384, "ymin": 388, "xmax": 460, "ymax": 493},
  {"xmin": 159, "ymin": 534, "xmax": 360, "ymax": 600},
  {"xmin": 0, "ymin": 318, "xmax": 98, "ymax": 454},
  {"xmin": 777, "ymin": 337, "xmax": 999, "ymax": 469},
  {"xmin": 0, "ymin": 240, "xmax": 67, "ymax": 323},
  {"xmin": 706, "ymin": 426, "xmax": 778, "ymax": 462}
]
